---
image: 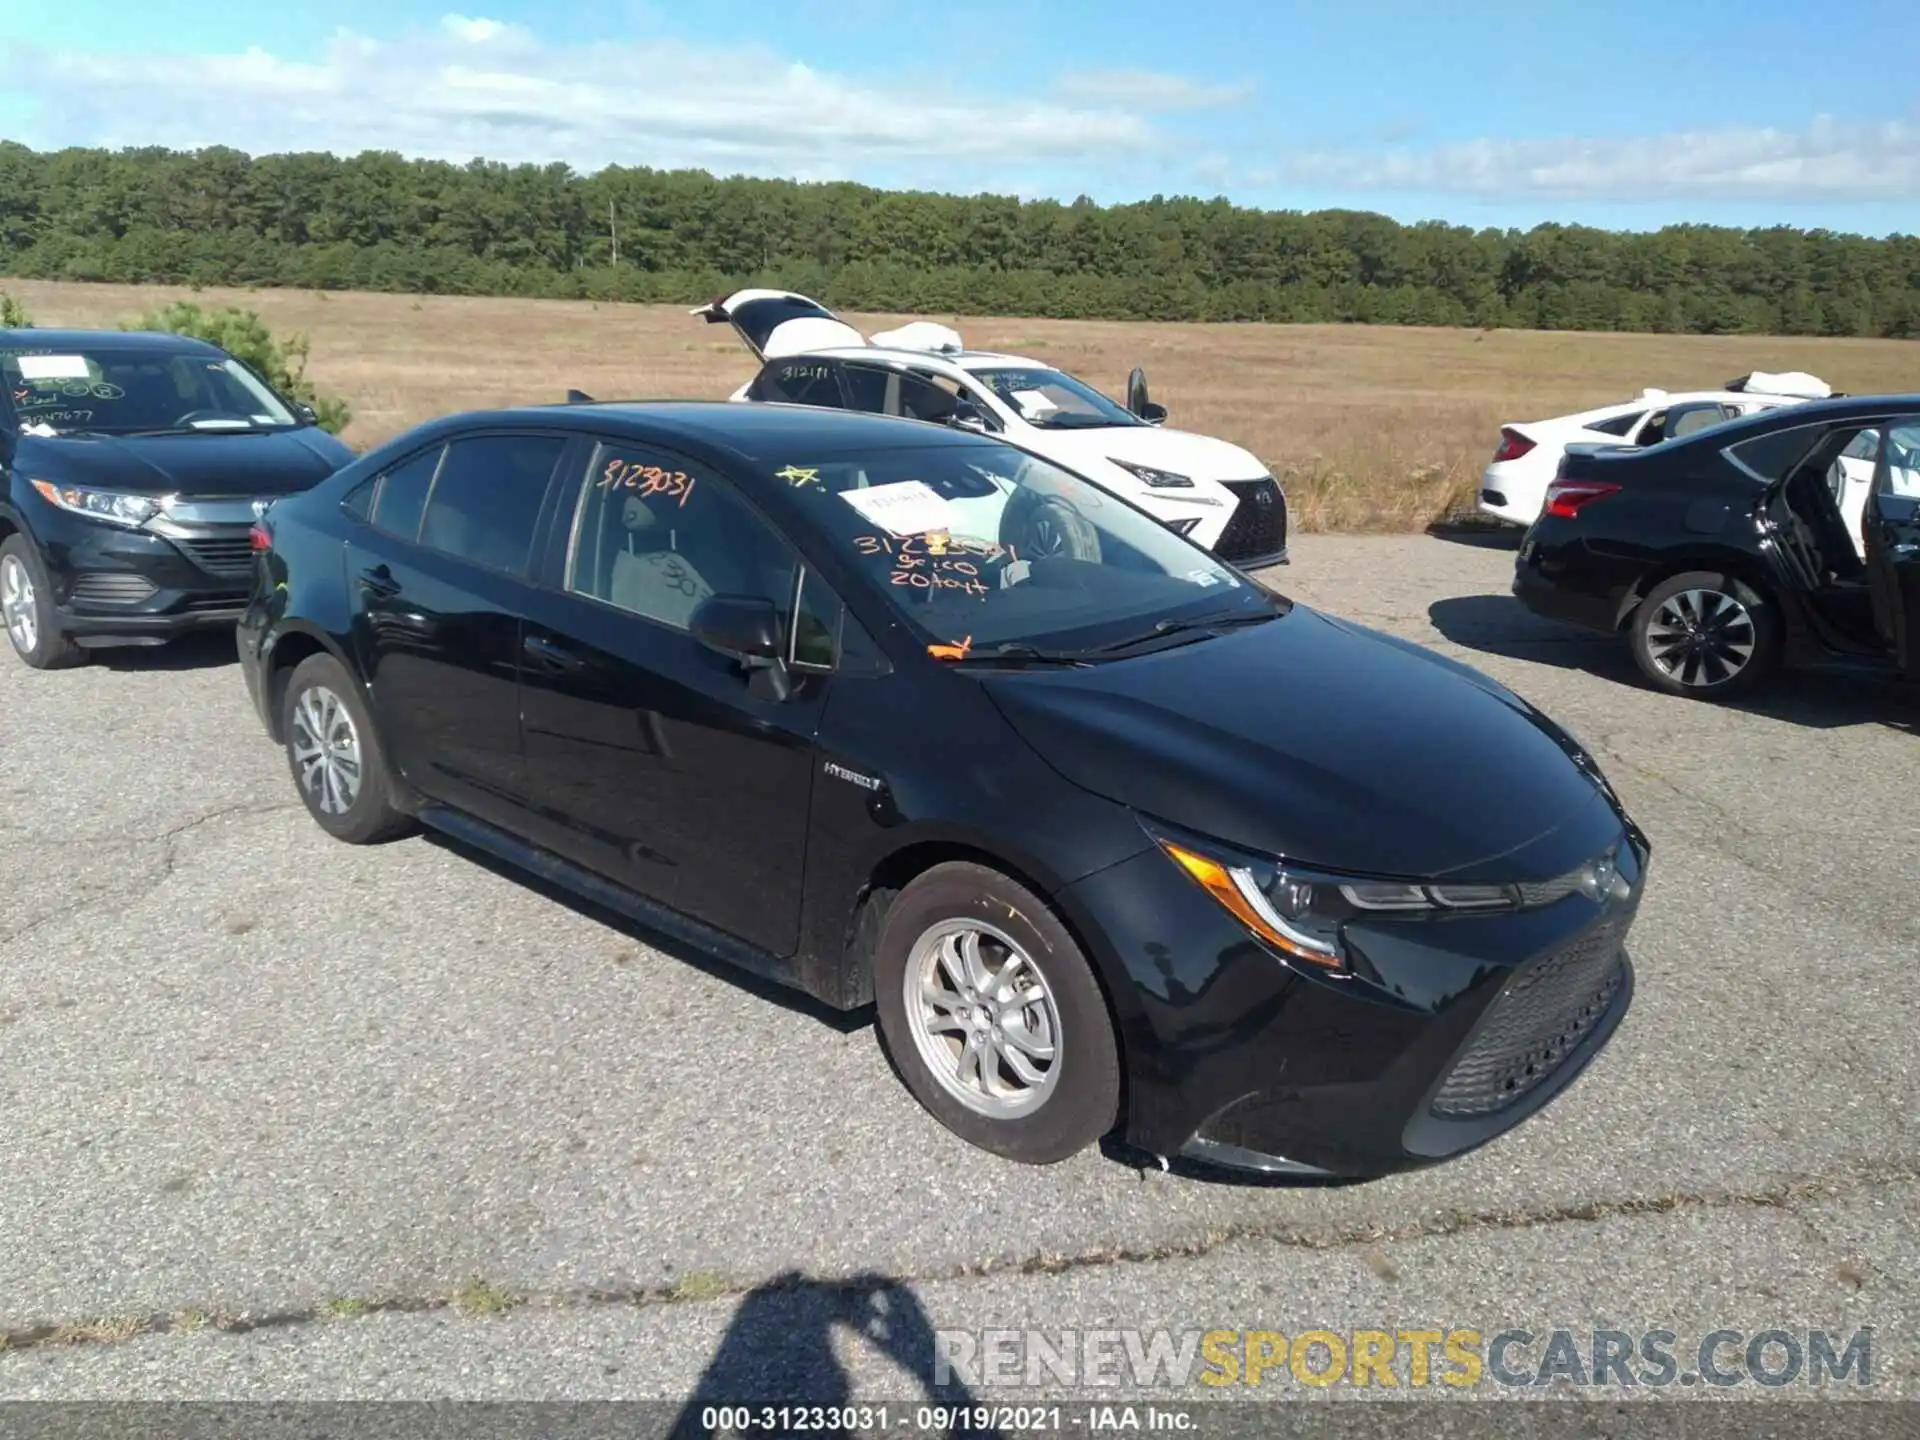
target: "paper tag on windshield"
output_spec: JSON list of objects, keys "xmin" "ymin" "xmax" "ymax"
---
[
  {"xmin": 838, "ymin": 480, "xmax": 960, "ymax": 538},
  {"xmin": 15, "ymin": 355, "xmax": 91, "ymax": 381},
  {"xmin": 1010, "ymin": 389, "xmax": 1058, "ymax": 416}
]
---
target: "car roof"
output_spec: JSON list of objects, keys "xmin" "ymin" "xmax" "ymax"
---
[
  {"xmin": 0, "ymin": 327, "xmax": 226, "ymax": 355},
  {"xmin": 795, "ymin": 346, "xmax": 1052, "ymax": 373},
  {"xmin": 412, "ymin": 398, "xmax": 994, "ymax": 463}
]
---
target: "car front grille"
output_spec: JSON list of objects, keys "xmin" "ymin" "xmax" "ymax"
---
[
  {"xmin": 69, "ymin": 573, "xmax": 158, "ymax": 606},
  {"xmin": 1214, "ymin": 478, "xmax": 1288, "ymax": 564},
  {"xmin": 177, "ymin": 535, "xmax": 256, "ymax": 578},
  {"xmin": 1428, "ymin": 909, "xmax": 1630, "ymax": 1120}
]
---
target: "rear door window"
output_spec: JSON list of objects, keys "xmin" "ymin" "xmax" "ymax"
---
[
  {"xmin": 1588, "ymin": 410, "xmax": 1644, "ymax": 438},
  {"xmin": 367, "ymin": 444, "xmax": 444, "ymax": 541},
  {"xmin": 416, "ymin": 433, "xmax": 568, "ymax": 577}
]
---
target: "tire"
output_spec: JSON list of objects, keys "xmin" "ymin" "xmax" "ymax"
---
[
  {"xmin": 0, "ymin": 535, "xmax": 87, "ymax": 670},
  {"xmin": 1629, "ymin": 570, "xmax": 1781, "ymax": 700},
  {"xmin": 873, "ymin": 862, "xmax": 1121, "ymax": 1164},
  {"xmin": 280, "ymin": 653, "xmax": 413, "ymax": 844}
]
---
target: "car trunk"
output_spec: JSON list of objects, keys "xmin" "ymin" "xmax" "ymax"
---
[{"xmin": 691, "ymin": 290, "xmax": 868, "ymax": 361}]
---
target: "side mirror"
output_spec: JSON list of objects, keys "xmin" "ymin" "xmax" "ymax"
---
[
  {"xmin": 294, "ymin": 403, "xmax": 319, "ymax": 425},
  {"xmin": 690, "ymin": 594, "xmax": 784, "ymax": 662},
  {"xmin": 948, "ymin": 397, "xmax": 990, "ymax": 433},
  {"xmin": 1126, "ymin": 365, "xmax": 1153, "ymax": 419},
  {"xmin": 1138, "ymin": 401, "xmax": 1168, "ymax": 425}
]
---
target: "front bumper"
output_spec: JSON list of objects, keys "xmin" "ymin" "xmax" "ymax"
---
[
  {"xmin": 27, "ymin": 505, "xmax": 258, "ymax": 646},
  {"xmin": 1058, "ymin": 819, "xmax": 1645, "ymax": 1179}
]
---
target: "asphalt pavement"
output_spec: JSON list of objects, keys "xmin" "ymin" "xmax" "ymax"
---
[{"xmin": 0, "ymin": 532, "xmax": 1914, "ymax": 1406}]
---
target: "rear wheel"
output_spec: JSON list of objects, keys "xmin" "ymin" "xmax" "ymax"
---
[
  {"xmin": 1629, "ymin": 570, "xmax": 1780, "ymax": 699},
  {"xmin": 281, "ymin": 654, "xmax": 413, "ymax": 843},
  {"xmin": 873, "ymin": 862, "xmax": 1120, "ymax": 1165},
  {"xmin": 0, "ymin": 537, "xmax": 87, "ymax": 671}
]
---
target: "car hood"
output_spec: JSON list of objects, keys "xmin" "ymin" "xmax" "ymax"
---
[
  {"xmin": 981, "ymin": 607, "xmax": 1621, "ymax": 881},
  {"xmin": 13, "ymin": 428, "xmax": 354, "ymax": 498},
  {"xmin": 1032, "ymin": 424, "xmax": 1267, "ymax": 482}
]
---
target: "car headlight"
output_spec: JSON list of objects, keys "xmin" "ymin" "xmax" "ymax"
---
[
  {"xmin": 30, "ymin": 480, "xmax": 162, "ymax": 530},
  {"xmin": 1110, "ymin": 458, "xmax": 1193, "ymax": 489},
  {"xmin": 1150, "ymin": 823, "xmax": 1635, "ymax": 970}
]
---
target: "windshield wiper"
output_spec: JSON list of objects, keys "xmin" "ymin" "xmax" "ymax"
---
[
  {"xmin": 1083, "ymin": 607, "xmax": 1281, "ymax": 657},
  {"xmin": 939, "ymin": 642, "xmax": 1096, "ymax": 668}
]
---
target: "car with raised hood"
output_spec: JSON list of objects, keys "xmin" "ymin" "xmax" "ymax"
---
[
  {"xmin": 241, "ymin": 400, "xmax": 1645, "ymax": 1178},
  {"xmin": 1478, "ymin": 371, "xmax": 1834, "ymax": 528},
  {"xmin": 693, "ymin": 289, "xmax": 1289, "ymax": 569},
  {"xmin": 0, "ymin": 328, "xmax": 354, "ymax": 669},
  {"xmin": 1513, "ymin": 394, "xmax": 1920, "ymax": 700}
]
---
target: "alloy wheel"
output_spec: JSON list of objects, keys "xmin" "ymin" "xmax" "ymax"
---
[
  {"xmin": 290, "ymin": 684, "xmax": 363, "ymax": 815},
  {"xmin": 1643, "ymin": 587, "xmax": 1756, "ymax": 689},
  {"xmin": 904, "ymin": 919, "xmax": 1063, "ymax": 1119},
  {"xmin": 0, "ymin": 554, "xmax": 38, "ymax": 656}
]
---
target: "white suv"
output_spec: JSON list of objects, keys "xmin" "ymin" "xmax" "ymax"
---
[{"xmin": 695, "ymin": 290, "xmax": 1288, "ymax": 567}]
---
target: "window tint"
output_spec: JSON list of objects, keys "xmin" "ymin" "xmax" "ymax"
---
[
  {"xmin": 566, "ymin": 442, "xmax": 801, "ymax": 640},
  {"xmin": 369, "ymin": 445, "xmax": 443, "ymax": 540},
  {"xmin": 417, "ymin": 433, "xmax": 566, "ymax": 577},
  {"xmin": 839, "ymin": 363, "xmax": 961, "ymax": 423},
  {"xmin": 1669, "ymin": 405, "xmax": 1730, "ymax": 439},
  {"xmin": 1726, "ymin": 424, "xmax": 1827, "ymax": 482},
  {"xmin": 754, "ymin": 359, "xmax": 844, "ymax": 408},
  {"xmin": 1588, "ymin": 410, "xmax": 1644, "ymax": 438}
]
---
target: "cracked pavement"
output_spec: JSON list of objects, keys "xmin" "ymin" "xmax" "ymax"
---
[{"xmin": 0, "ymin": 533, "xmax": 1914, "ymax": 1402}]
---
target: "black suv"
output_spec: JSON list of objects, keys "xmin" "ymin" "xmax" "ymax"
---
[
  {"xmin": 0, "ymin": 328, "xmax": 354, "ymax": 669},
  {"xmin": 1513, "ymin": 394, "xmax": 1920, "ymax": 700}
]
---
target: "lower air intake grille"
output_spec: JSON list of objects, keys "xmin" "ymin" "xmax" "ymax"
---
[
  {"xmin": 178, "ymin": 535, "xmax": 256, "ymax": 577},
  {"xmin": 1429, "ymin": 913, "xmax": 1628, "ymax": 1119},
  {"xmin": 69, "ymin": 573, "xmax": 158, "ymax": 605},
  {"xmin": 1214, "ymin": 478, "xmax": 1288, "ymax": 564}
]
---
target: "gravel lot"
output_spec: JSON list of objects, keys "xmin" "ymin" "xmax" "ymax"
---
[{"xmin": 0, "ymin": 532, "xmax": 1914, "ymax": 1404}]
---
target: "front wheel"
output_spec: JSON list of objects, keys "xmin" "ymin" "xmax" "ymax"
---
[
  {"xmin": 0, "ymin": 536, "xmax": 87, "ymax": 670},
  {"xmin": 873, "ymin": 862, "xmax": 1121, "ymax": 1164},
  {"xmin": 1629, "ymin": 570, "xmax": 1781, "ymax": 699}
]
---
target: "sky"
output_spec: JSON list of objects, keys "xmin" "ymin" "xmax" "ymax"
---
[{"xmin": 1, "ymin": 0, "xmax": 1917, "ymax": 235}]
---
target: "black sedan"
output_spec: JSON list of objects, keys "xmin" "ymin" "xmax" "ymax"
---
[
  {"xmin": 1513, "ymin": 393, "xmax": 1920, "ymax": 700},
  {"xmin": 0, "ymin": 328, "xmax": 354, "ymax": 669},
  {"xmin": 240, "ymin": 401, "xmax": 1646, "ymax": 1178}
]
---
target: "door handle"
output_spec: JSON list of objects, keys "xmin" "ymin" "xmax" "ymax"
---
[
  {"xmin": 359, "ymin": 565, "xmax": 401, "ymax": 598},
  {"xmin": 1890, "ymin": 541, "xmax": 1919, "ymax": 558},
  {"xmin": 523, "ymin": 633, "xmax": 586, "ymax": 670}
]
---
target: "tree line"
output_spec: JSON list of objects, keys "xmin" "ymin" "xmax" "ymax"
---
[{"xmin": 2, "ymin": 141, "xmax": 1918, "ymax": 338}]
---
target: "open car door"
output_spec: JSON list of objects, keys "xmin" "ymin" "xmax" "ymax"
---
[
  {"xmin": 691, "ymin": 289, "xmax": 868, "ymax": 361},
  {"xmin": 1862, "ymin": 421, "xmax": 1920, "ymax": 678}
]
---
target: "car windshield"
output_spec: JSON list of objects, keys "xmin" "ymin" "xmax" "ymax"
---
[
  {"xmin": 761, "ymin": 440, "xmax": 1280, "ymax": 656},
  {"xmin": 968, "ymin": 368, "xmax": 1144, "ymax": 431},
  {"xmin": 1, "ymin": 346, "xmax": 298, "ymax": 436}
]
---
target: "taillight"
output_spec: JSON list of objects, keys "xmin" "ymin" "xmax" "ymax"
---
[
  {"xmin": 1544, "ymin": 480, "xmax": 1621, "ymax": 519},
  {"xmin": 248, "ymin": 523, "xmax": 273, "ymax": 552},
  {"xmin": 1492, "ymin": 427, "xmax": 1535, "ymax": 464}
]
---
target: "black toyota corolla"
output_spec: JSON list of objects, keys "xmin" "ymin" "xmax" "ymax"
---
[
  {"xmin": 240, "ymin": 401, "xmax": 1648, "ymax": 1178},
  {"xmin": 0, "ymin": 328, "xmax": 354, "ymax": 669}
]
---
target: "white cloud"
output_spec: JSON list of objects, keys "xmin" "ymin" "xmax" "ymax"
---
[
  {"xmin": 1, "ymin": 24, "xmax": 1170, "ymax": 181},
  {"xmin": 1283, "ymin": 117, "xmax": 1920, "ymax": 203},
  {"xmin": 440, "ymin": 14, "xmax": 513, "ymax": 44},
  {"xmin": 1054, "ymin": 70, "xmax": 1253, "ymax": 111}
]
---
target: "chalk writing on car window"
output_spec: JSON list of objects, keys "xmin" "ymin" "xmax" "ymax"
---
[
  {"xmin": 598, "ymin": 456, "xmax": 695, "ymax": 507},
  {"xmin": 780, "ymin": 364, "xmax": 832, "ymax": 381},
  {"xmin": 891, "ymin": 569, "xmax": 989, "ymax": 598},
  {"xmin": 18, "ymin": 409, "xmax": 92, "ymax": 426},
  {"xmin": 774, "ymin": 465, "xmax": 821, "ymax": 487},
  {"xmin": 853, "ymin": 533, "xmax": 1019, "ymax": 563},
  {"xmin": 90, "ymin": 382, "xmax": 125, "ymax": 399}
]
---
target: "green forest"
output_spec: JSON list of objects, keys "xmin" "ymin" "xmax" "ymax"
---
[{"xmin": 3, "ymin": 140, "xmax": 1918, "ymax": 338}]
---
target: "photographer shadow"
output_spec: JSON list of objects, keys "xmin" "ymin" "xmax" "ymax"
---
[{"xmin": 669, "ymin": 1272, "xmax": 1002, "ymax": 1439}]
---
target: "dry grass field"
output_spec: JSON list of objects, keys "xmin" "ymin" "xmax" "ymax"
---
[{"xmin": 8, "ymin": 277, "xmax": 1919, "ymax": 531}]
